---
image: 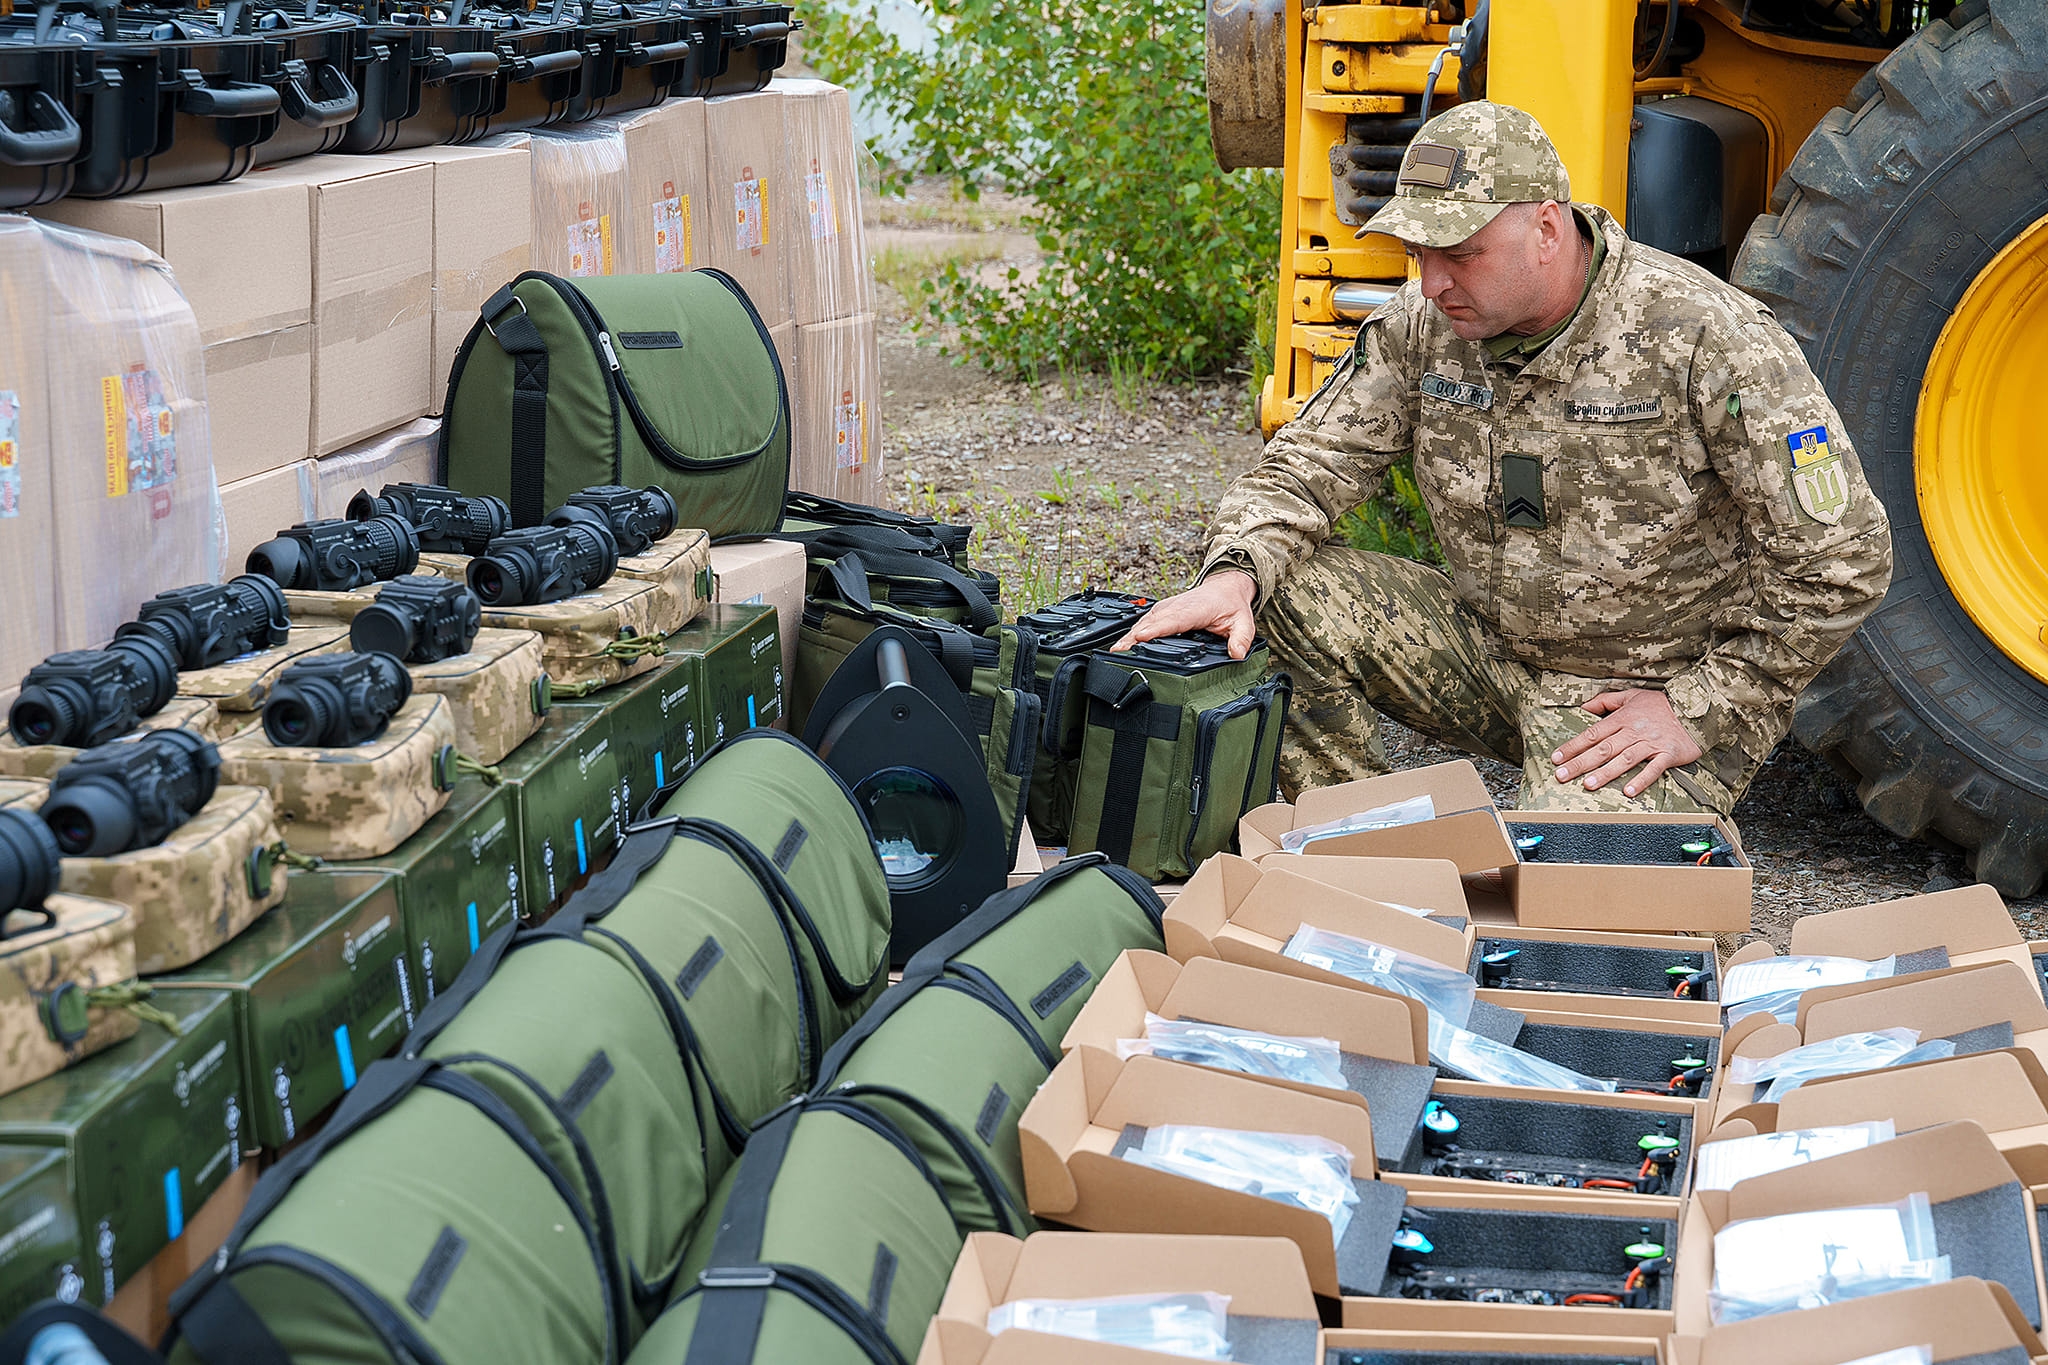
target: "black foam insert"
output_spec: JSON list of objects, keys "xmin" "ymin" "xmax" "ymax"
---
[
  {"xmin": 1402, "ymin": 1092, "xmax": 1693, "ymax": 1192},
  {"xmin": 1937, "ymin": 1183, "xmax": 2040, "ymax": 1326},
  {"xmin": 1334, "ymin": 1053, "xmax": 1438, "ymax": 1166},
  {"xmin": 1895, "ymin": 946, "xmax": 1952, "ymax": 974},
  {"xmin": 1326, "ymin": 1354, "xmax": 1657, "ymax": 1365},
  {"xmin": 1942, "ymin": 1021, "xmax": 2017, "ymax": 1055},
  {"xmin": 1947, "ymin": 1348, "xmax": 2034, "ymax": 1365},
  {"xmin": 1469, "ymin": 937, "xmax": 1717, "ymax": 1002},
  {"xmin": 1508, "ymin": 1022, "xmax": 1719, "ymax": 1098},
  {"xmin": 1376, "ymin": 1206, "xmax": 1677, "ymax": 1310},
  {"xmin": 1228, "ymin": 1315, "xmax": 1322, "ymax": 1365},
  {"xmin": 1505, "ymin": 820, "xmax": 1736, "ymax": 867},
  {"xmin": 1465, "ymin": 999, "xmax": 1526, "ymax": 1045}
]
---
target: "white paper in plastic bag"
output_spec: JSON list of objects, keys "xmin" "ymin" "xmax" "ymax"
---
[
  {"xmin": 1121, "ymin": 1124, "xmax": 1360, "ymax": 1241},
  {"xmin": 1281, "ymin": 924, "xmax": 1476, "ymax": 1029},
  {"xmin": 1709, "ymin": 1194, "xmax": 1948, "ymax": 1323},
  {"xmin": 1693, "ymin": 1121, "xmax": 1897, "ymax": 1192},
  {"xmin": 1118, "ymin": 1014, "xmax": 1346, "ymax": 1089},
  {"xmin": 986, "ymin": 1291, "xmax": 1233, "ymax": 1360}
]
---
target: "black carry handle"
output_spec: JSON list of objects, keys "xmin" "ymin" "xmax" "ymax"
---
[
  {"xmin": 730, "ymin": 20, "xmax": 790, "ymax": 44},
  {"xmin": 175, "ymin": 77, "xmax": 282, "ymax": 119},
  {"xmin": 427, "ymin": 48, "xmax": 500, "ymax": 82},
  {"xmin": 0, "ymin": 89, "xmax": 81, "ymax": 166},
  {"xmin": 626, "ymin": 37, "xmax": 695, "ymax": 65},
  {"xmin": 512, "ymin": 48, "xmax": 584, "ymax": 80},
  {"xmin": 276, "ymin": 59, "xmax": 358, "ymax": 128}
]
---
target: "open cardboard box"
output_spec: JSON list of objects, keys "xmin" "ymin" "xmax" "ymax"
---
[
  {"xmin": 1788, "ymin": 882, "xmax": 2031, "ymax": 974},
  {"xmin": 1325, "ymin": 1324, "xmax": 1663, "ymax": 1364},
  {"xmin": 1670, "ymin": 1277, "xmax": 2040, "ymax": 1365},
  {"xmin": 1063, "ymin": 951, "xmax": 1699, "ymax": 1193},
  {"xmin": 1469, "ymin": 925, "xmax": 1723, "ymax": 1027},
  {"xmin": 1499, "ymin": 810, "xmax": 1751, "ymax": 933},
  {"xmin": 1674, "ymin": 1121, "xmax": 2048, "ymax": 1340},
  {"xmin": 1238, "ymin": 762, "xmax": 1515, "ymax": 874},
  {"xmin": 916, "ymin": 1232, "xmax": 1320, "ymax": 1365},
  {"xmin": 1245, "ymin": 853, "xmax": 1471, "ymax": 922}
]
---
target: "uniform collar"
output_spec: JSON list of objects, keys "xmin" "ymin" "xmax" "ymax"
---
[{"xmin": 1510, "ymin": 203, "xmax": 1630, "ymax": 386}]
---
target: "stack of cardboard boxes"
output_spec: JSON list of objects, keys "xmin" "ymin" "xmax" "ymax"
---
[{"xmin": 919, "ymin": 761, "xmax": 2048, "ymax": 1363}]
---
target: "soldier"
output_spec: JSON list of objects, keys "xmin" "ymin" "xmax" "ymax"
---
[{"xmin": 1119, "ymin": 102, "xmax": 1892, "ymax": 816}]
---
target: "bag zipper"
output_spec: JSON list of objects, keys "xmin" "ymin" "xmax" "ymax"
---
[
  {"xmin": 825, "ymin": 1084, "xmax": 1028, "ymax": 1237},
  {"xmin": 1180, "ymin": 685, "xmax": 1275, "ymax": 870}
]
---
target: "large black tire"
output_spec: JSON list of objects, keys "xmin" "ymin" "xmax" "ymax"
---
[{"xmin": 1732, "ymin": 0, "xmax": 2048, "ymax": 897}]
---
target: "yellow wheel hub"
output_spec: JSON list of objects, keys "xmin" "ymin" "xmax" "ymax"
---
[{"xmin": 1918, "ymin": 212, "xmax": 2048, "ymax": 687}]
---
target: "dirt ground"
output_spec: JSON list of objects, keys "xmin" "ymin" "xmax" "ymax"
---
[{"xmin": 864, "ymin": 182, "xmax": 2048, "ymax": 947}]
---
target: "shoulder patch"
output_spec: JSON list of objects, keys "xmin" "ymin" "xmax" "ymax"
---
[
  {"xmin": 1420, "ymin": 372, "xmax": 1494, "ymax": 410},
  {"xmin": 1565, "ymin": 396, "xmax": 1662, "ymax": 423},
  {"xmin": 1787, "ymin": 425, "xmax": 1849, "ymax": 524}
]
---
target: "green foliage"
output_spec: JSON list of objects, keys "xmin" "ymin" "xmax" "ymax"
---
[
  {"xmin": 1337, "ymin": 459, "xmax": 1444, "ymax": 567},
  {"xmin": 805, "ymin": 0, "xmax": 1280, "ymax": 379}
]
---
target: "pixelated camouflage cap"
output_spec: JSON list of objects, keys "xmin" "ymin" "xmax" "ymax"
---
[{"xmin": 1358, "ymin": 101, "xmax": 1571, "ymax": 247}]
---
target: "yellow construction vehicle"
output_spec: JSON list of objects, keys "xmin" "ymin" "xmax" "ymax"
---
[{"xmin": 1211, "ymin": 0, "xmax": 2048, "ymax": 895}]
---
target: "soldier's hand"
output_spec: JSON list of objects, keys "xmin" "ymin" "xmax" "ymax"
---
[
  {"xmin": 1111, "ymin": 570, "xmax": 1258, "ymax": 659},
  {"xmin": 1552, "ymin": 689, "xmax": 1705, "ymax": 799}
]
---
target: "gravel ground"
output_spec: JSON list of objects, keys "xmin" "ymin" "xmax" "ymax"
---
[{"xmin": 865, "ymin": 184, "xmax": 2048, "ymax": 947}]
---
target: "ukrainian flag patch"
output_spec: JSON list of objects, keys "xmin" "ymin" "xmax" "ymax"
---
[{"xmin": 1787, "ymin": 425, "xmax": 1832, "ymax": 467}]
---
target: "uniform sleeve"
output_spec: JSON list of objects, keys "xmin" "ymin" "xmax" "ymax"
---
[
  {"xmin": 1198, "ymin": 296, "xmax": 1418, "ymax": 605},
  {"xmin": 1663, "ymin": 315, "xmax": 1893, "ymax": 761}
]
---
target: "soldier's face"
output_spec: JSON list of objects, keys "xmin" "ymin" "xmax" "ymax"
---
[{"xmin": 1407, "ymin": 202, "xmax": 1569, "ymax": 341}]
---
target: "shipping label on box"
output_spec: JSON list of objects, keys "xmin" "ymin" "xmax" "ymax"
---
[
  {"xmin": 496, "ymin": 708, "xmax": 624, "ymax": 918},
  {"xmin": 152, "ymin": 872, "xmax": 407, "ymax": 1150},
  {"xmin": 0, "ymin": 991, "xmax": 241, "ymax": 1310},
  {"xmin": 654, "ymin": 182, "xmax": 692, "ymax": 272}
]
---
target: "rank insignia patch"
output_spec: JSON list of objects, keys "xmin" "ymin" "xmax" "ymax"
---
[{"xmin": 1786, "ymin": 424, "xmax": 1848, "ymax": 524}]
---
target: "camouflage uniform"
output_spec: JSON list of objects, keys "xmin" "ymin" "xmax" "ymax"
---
[{"xmin": 1203, "ymin": 104, "xmax": 1894, "ymax": 814}]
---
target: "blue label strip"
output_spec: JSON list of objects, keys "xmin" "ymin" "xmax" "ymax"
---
[
  {"xmin": 163, "ymin": 1168, "xmax": 184, "ymax": 1241},
  {"xmin": 747, "ymin": 696, "xmax": 757, "ymax": 728},
  {"xmin": 654, "ymin": 750, "xmax": 666, "ymax": 788},
  {"xmin": 574, "ymin": 819, "xmax": 588, "ymax": 875},
  {"xmin": 335, "ymin": 1025, "xmax": 357, "ymax": 1090},
  {"xmin": 466, "ymin": 902, "xmax": 480, "ymax": 953}
]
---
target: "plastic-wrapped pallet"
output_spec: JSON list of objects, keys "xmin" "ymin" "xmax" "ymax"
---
[
  {"xmin": 779, "ymin": 79, "xmax": 873, "ymax": 326},
  {"xmin": 0, "ymin": 218, "xmax": 59, "ymax": 688},
  {"xmin": 704, "ymin": 88, "xmax": 789, "ymax": 327},
  {"xmin": 218, "ymin": 461, "xmax": 317, "ymax": 568},
  {"xmin": 530, "ymin": 124, "xmax": 631, "ymax": 280},
  {"xmin": 409, "ymin": 137, "xmax": 534, "ymax": 410},
  {"xmin": 38, "ymin": 220, "xmax": 221, "ymax": 652},
  {"xmin": 311, "ymin": 417, "xmax": 441, "ymax": 518},
  {"xmin": 792, "ymin": 313, "xmax": 882, "ymax": 504},
  {"xmin": 611, "ymin": 99, "xmax": 708, "ymax": 277}
]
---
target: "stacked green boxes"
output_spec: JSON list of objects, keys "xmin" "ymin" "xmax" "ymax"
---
[
  {"xmin": 151, "ymin": 873, "xmax": 406, "ymax": 1150},
  {"xmin": 0, "ymin": 990, "xmax": 241, "ymax": 1313},
  {"xmin": 308, "ymin": 777, "xmax": 521, "ymax": 1006},
  {"xmin": 665, "ymin": 601, "xmax": 783, "ymax": 754},
  {"xmin": 495, "ymin": 707, "xmax": 627, "ymax": 918}
]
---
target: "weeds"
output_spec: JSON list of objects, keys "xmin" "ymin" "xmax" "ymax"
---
[{"xmin": 870, "ymin": 239, "xmax": 1006, "ymax": 303}]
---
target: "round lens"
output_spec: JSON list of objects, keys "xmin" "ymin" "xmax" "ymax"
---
[
  {"xmin": 471, "ymin": 563, "xmax": 504, "ymax": 604},
  {"xmin": 270, "ymin": 700, "xmax": 313, "ymax": 746},
  {"xmin": 12, "ymin": 702, "xmax": 56, "ymax": 745},
  {"xmin": 48, "ymin": 810, "xmax": 92, "ymax": 855},
  {"xmin": 853, "ymin": 766, "xmax": 963, "ymax": 888}
]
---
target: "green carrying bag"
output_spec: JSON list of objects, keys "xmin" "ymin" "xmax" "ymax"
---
[
  {"xmin": 439, "ymin": 271, "xmax": 789, "ymax": 537},
  {"xmin": 399, "ymin": 932, "xmax": 718, "ymax": 1343},
  {"xmin": 165, "ymin": 1056, "xmax": 622, "ymax": 1365},
  {"xmin": 630, "ymin": 1098, "xmax": 964, "ymax": 1365},
  {"xmin": 639, "ymin": 728, "xmax": 891, "ymax": 1052},
  {"xmin": 806, "ymin": 854, "xmax": 1168, "ymax": 1237}
]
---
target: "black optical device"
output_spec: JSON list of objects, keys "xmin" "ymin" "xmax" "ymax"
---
[
  {"xmin": 347, "ymin": 482, "xmax": 512, "ymax": 556},
  {"xmin": 547, "ymin": 484, "xmax": 679, "ymax": 557},
  {"xmin": 9, "ymin": 636, "xmax": 180, "ymax": 749},
  {"xmin": 41, "ymin": 729, "xmax": 221, "ymax": 857},
  {"xmin": 351, "ymin": 575, "xmax": 483, "ymax": 664},
  {"xmin": 0, "ymin": 808, "xmax": 61, "ymax": 913},
  {"xmin": 263, "ymin": 652, "xmax": 413, "ymax": 749},
  {"xmin": 246, "ymin": 517, "xmax": 421, "ymax": 592},
  {"xmin": 115, "ymin": 575, "xmax": 290, "ymax": 670},
  {"xmin": 804, "ymin": 625, "xmax": 1006, "ymax": 964},
  {"xmin": 466, "ymin": 521, "xmax": 620, "ymax": 608}
]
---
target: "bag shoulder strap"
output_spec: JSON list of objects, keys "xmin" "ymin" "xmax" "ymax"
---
[
  {"xmin": 482, "ymin": 284, "xmax": 551, "ymax": 528},
  {"xmin": 820, "ymin": 550, "xmax": 998, "ymax": 632},
  {"xmin": 1080, "ymin": 658, "xmax": 1184, "ymax": 868}
]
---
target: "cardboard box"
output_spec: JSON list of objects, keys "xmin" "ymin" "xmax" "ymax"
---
[
  {"xmin": 1247, "ymin": 853, "xmax": 1469, "ymax": 921},
  {"xmin": 918, "ymin": 1231, "xmax": 1321, "ymax": 1365},
  {"xmin": 769, "ymin": 318, "xmax": 796, "ymax": 387},
  {"xmin": 218, "ymin": 461, "xmax": 317, "ymax": 569},
  {"xmin": 1468, "ymin": 926, "xmax": 1724, "ymax": 1027},
  {"xmin": 1007, "ymin": 823, "xmax": 1043, "ymax": 890},
  {"xmin": 713, "ymin": 537, "xmax": 806, "ymax": 687},
  {"xmin": 1238, "ymin": 762, "xmax": 1514, "ymax": 874},
  {"xmin": 495, "ymin": 705, "xmax": 627, "ymax": 918},
  {"xmin": 0, "ymin": 991, "xmax": 243, "ymax": 1310},
  {"xmin": 614, "ymin": 98, "xmax": 709, "ymax": 276},
  {"xmin": 151, "ymin": 871, "xmax": 408, "ymax": 1150},
  {"xmin": 204, "ymin": 327, "xmax": 315, "ymax": 482},
  {"xmin": 1500, "ymin": 810, "xmax": 1752, "ymax": 933},
  {"xmin": 408, "ymin": 140, "xmax": 533, "ymax": 408},
  {"xmin": 780, "ymin": 78, "xmax": 873, "ymax": 326},
  {"xmin": 1670, "ymin": 1277, "xmax": 2039, "ymax": 1365},
  {"xmin": 254, "ymin": 156, "xmax": 435, "ymax": 455},
  {"xmin": 1325, "ymin": 1325, "xmax": 1664, "ymax": 1363},
  {"xmin": 309, "ymin": 775, "xmax": 520, "ymax": 1007},
  {"xmin": 792, "ymin": 313, "xmax": 884, "ymax": 504},
  {"xmin": 0, "ymin": 218, "xmax": 60, "ymax": 687},
  {"xmin": 0, "ymin": 1145, "xmax": 85, "ymax": 1323},
  {"xmin": 1673, "ymin": 1122, "xmax": 2047, "ymax": 1339},
  {"xmin": 102, "ymin": 1160, "xmax": 255, "ymax": 1347},
  {"xmin": 1788, "ymin": 882, "xmax": 2032, "ymax": 977},
  {"xmin": 705, "ymin": 88, "xmax": 790, "ymax": 328},
  {"xmin": 666, "ymin": 601, "xmax": 786, "ymax": 747},
  {"xmin": 311, "ymin": 416, "xmax": 441, "ymax": 519},
  {"xmin": 531, "ymin": 123, "xmax": 629, "ymax": 279}
]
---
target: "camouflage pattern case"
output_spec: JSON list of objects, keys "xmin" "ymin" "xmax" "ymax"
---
[
  {"xmin": 276, "ymin": 587, "xmax": 378, "ymax": 624},
  {"xmin": 0, "ymin": 778, "xmax": 43, "ymax": 810},
  {"xmin": 0, "ymin": 698, "xmax": 221, "ymax": 780},
  {"xmin": 417, "ymin": 555, "xmax": 692, "ymax": 688},
  {"xmin": 409, "ymin": 628, "xmax": 549, "ymax": 766},
  {"xmin": 150, "ymin": 872, "xmax": 407, "ymax": 1150},
  {"xmin": 57, "ymin": 786, "xmax": 288, "ymax": 975},
  {"xmin": 0, "ymin": 990, "xmax": 242, "ymax": 1309},
  {"xmin": 0, "ymin": 896, "xmax": 140, "ymax": 1098},
  {"xmin": 613, "ymin": 528, "xmax": 714, "ymax": 624},
  {"xmin": 173, "ymin": 627, "xmax": 352, "ymax": 715},
  {"xmin": 312, "ymin": 776, "xmax": 519, "ymax": 1008},
  {"xmin": 218, "ymin": 695, "xmax": 458, "ymax": 859},
  {"xmin": 0, "ymin": 1146, "xmax": 84, "ymax": 1322}
]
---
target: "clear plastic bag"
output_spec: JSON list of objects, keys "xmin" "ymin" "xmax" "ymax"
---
[
  {"xmin": 1281, "ymin": 924, "xmax": 1476, "ymax": 1029},
  {"xmin": 1723, "ymin": 954, "xmax": 1898, "ymax": 1025},
  {"xmin": 1693, "ymin": 1121, "xmax": 1897, "ymax": 1192},
  {"xmin": 1279, "ymin": 796, "xmax": 1436, "ymax": 852},
  {"xmin": 1725, "ymin": 1028, "xmax": 1924, "ymax": 1102},
  {"xmin": 986, "ymin": 1291, "xmax": 1233, "ymax": 1360},
  {"xmin": 1836, "ymin": 1349, "xmax": 1932, "ymax": 1365},
  {"xmin": 1709, "ymin": 1193, "xmax": 1948, "ymax": 1324},
  {"xmin": 1426, "ymin": 1016, "xmax": 1617, "ymax": 1093},
  {"xmin": 1118, "ymin": 1014, "xmax": 1346, "ymax": 1089},
  {"xmin": 1121, "ymin": 1124, "xmax": 1360, "ymax": 1241}
]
